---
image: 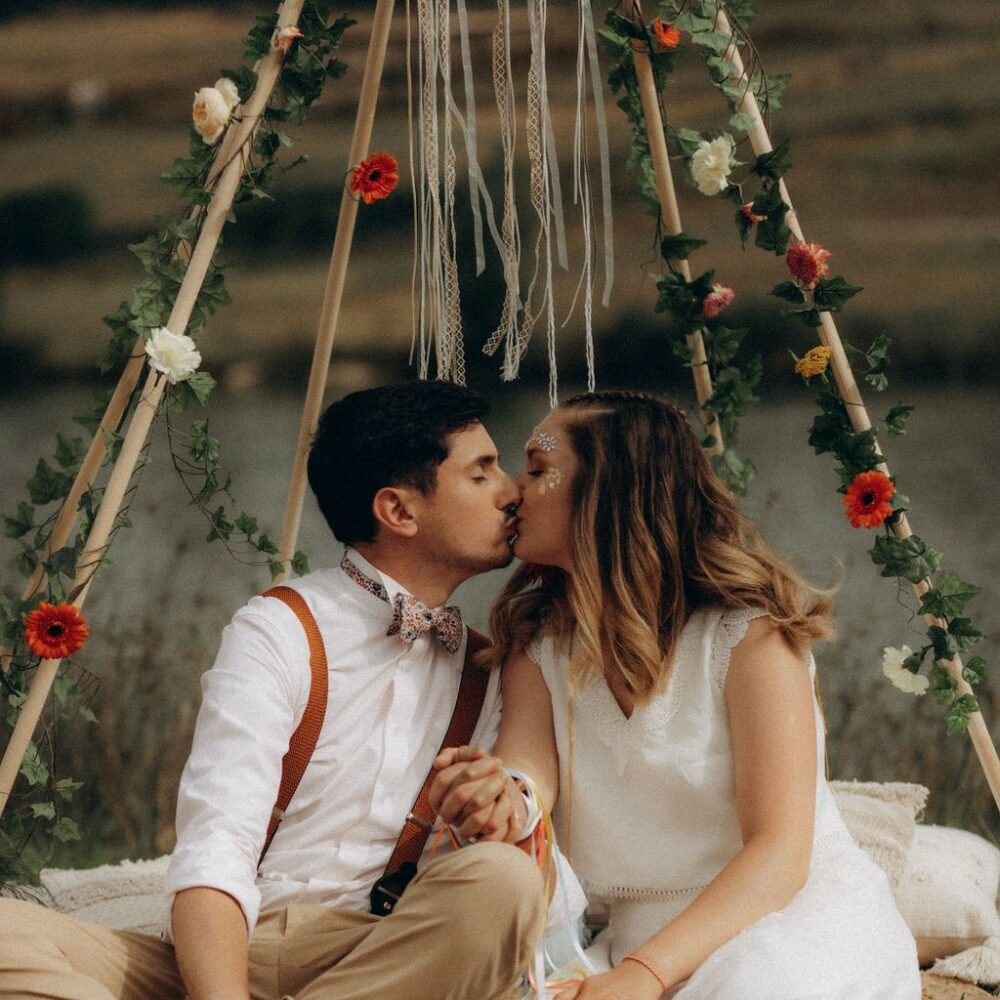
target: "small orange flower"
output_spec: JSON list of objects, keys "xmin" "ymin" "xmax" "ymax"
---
[
  {"xmin": 843, "ymin": 471, "xmax": 895, "ymax": 529},
  {"xmin": 741, "ymin": 202, "xmax": 766, "ymax": 224},
  {"xmin": 786, "ymin": 240, "xmax": 832, "ymax": 289},
  {"xmin": 349, "ymin": 152, "xmax": 399, "ymax": 205},
  {"xmin": 652, "ymin": 18, "xmax": 681, "ymax": 50},
  {"xmin": 23, "ymin": 602, "xmax": 89, "ymax": 660}
]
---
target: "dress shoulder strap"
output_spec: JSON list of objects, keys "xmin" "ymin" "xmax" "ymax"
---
[
  {"xmin": 710, "ymin": 606, "xmax": 771, "ymax": 691},
  {"xmin": 257, "ymin": 585, "xmax": 329, "ymax": 865}
]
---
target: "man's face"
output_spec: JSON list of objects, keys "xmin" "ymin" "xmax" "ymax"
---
[{"xmin": 410, "ymin": 422, "xmax": 519, "ymax": 575}]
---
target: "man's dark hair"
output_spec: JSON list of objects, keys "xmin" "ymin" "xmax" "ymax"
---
[{"xmin": 307, "ymin": 379, "xmax": 489, "ymax": 545}]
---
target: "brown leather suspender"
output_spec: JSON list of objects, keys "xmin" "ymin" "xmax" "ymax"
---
[
  {"xmin": 258, "ymin": 586, "xmax": 329, "ymax": 863},
  {"xmin": 257, "ymin": 586, "xmax": 490, "ymax": 915}
]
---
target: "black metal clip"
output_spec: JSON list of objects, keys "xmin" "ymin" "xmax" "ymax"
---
[{"xmin": 369, "ymin": 861, "xmax": 417, "ymax": 916}]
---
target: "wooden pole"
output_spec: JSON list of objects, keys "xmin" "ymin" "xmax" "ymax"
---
[
  {"xmin": 628, "ymin": 5, "xmax": 723, "ymax": 456},
  {"xmin": 0, "ymin": 0, "xmax": 305, "ymax": 818},
  {"xmin": 709, "ymin": 2, "xmax": 1000, "ymax": 813},
  {"xmin": 274, "ymin": 0, "xmax": 397, "ymax": 582}
]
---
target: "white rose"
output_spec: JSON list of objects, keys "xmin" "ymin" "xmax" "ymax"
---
[
  {"xmin": 214, "ymin": 77, "xmax": 240, "ymax": 112},
  {"xmin": 145, "ymin": 327, "xmax": 202, "ymax": 384},
  {"xmin": 881, "ymin": 645, "xmax": 929, "ymax": 696},
  {"xmin": 690, "ymin": 136, "xmax": 736, "ymax": 196},
  {"xmin": 192, "ymin": 86, "xmax": 232, "ymax": 145}
]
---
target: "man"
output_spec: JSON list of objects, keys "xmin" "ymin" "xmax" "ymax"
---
[{"xmin": 0, "ymin": 379, "xmax": 542, "ymax": 1000}]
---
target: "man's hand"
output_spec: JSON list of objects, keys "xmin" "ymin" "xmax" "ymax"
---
[{"xmin": 429, "ymin": 746, "xmax": 527, "ymax": 843}]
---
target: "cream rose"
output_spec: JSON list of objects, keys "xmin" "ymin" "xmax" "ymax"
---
[
  {"xmin": 214, "ymin": 77, "xmax": 240, "ymax": 112},
  {"xmin": 192, "ymin": 86, "xmax": 232, "ymax": 145},
  {"xmin": 690, "ymin": 136, "xmax": 736, "ymax": 196},
  {"xmin": 881, "ymin": 645, "xmax": 929, "ymax": 696},
  {"xmin": 145, "ymin": 327, "xmax": 202, "ymax": 384}
]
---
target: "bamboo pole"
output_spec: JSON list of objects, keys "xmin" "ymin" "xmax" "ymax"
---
[
  {"xmin": 274, "ymin": 0, "xmax": 397, "ymax": 582},
  {"xmin": 628, "ymin": 5, "xmax": 723, "ymax": 457},
  {"xmin": 709, "ymin": 3, "xmax": 1000, "ymax": 812},
  {"xmin": 0, "ymin": 0, "xmax": 305, "ymax": 818}
]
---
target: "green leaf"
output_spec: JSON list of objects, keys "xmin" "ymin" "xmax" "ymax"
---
[
  {"xmin": 946, "ymin": 695, "xmax": 979, "ymax": 736},
  {"xmin": 770, "ymin": 281, "xmax": 806, "ymax": 304},
  {"xmin": 185, "ymin": 371, "xmax": 216, "ymax": 407},
  {"xmin": 605, "ymin": 9, "xmax": 648, "ymax": 40},
  {"xmin": 54, "ymin": 433, "xmax": 87, "ymax": 472},
  {"xmin": 20, "ymin": 742, "xmax": 49, "ymax": 786},
  {"xmin": 256, "ymin": 533, "xmax": 279, "ymax": 556},
  {"xmin": 962, "ymin": 655, "xmax": 986, "ymax": 686},
  {"xmin": 660, "ymin": 232, "xmax": 708, "ymax": 262},
  {"xmin": 928, "ymin": 626, "xmax": 958, "ymax": 661},
  {"xmin": 729, "ymin": 110, "xmax": 756, "ymax": 132},
  {"xmin": 291, "ymin": 550, "xmax": 310, "ymax": 576},
  {"xmin": 948, "ymin": 616, "xmax": 983, "ymax": 650},
  {"xmin": 43, "ymin": 546, "xmax": 78, "ymax": 581},
  {"xmin": 928, "ymin": 664, "xmax": 957, "ymax": 706},
  {"xmin": 869, "ymin": 535, "xmax": 942, "ymax": 584},
  {"xmin": 50, "ymin": 817, "xmax": 82, "ymax": 843},
  {"xmin": 813, "ymin": 276, "xmax": 863, "ymax": 313},
  {"xmin": 27, "ymin": 459, "xmax": 73, "ymax": 506},
  {"xmin": 235, "ymin": 512, "xmax": 259, "ymax": 537},
  {"xmin": 55, "ymin": 777, "xmax": 83, "ymax": 802},
  {"xmin": 752, "ymin": 185, "xmax": 790, "ymax": 254},
  {"xmin": 885, "ymin": 403, "xmax": 914, "ymax": 438},
  {"xmin": 30, "ymin": 801, "xmax": 56, "ymax": 820},
  {"xmin": 101, "ymin": 429, "xmax": 124, "ymax": 463},
  {"xmin": 917, "ymin": 573, "xmax": 982, "ymax": 619},
  {"xmin": 3, "ymin": 501, "xmax": 35, "ymax": 540},
  {"xmin": 750, "ymin": 139, "xmax": 792, "ymax": 181}
]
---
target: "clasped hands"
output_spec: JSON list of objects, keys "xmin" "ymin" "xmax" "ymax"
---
[{"xmin": 428, "ymin": 745, "xmax": 527, "ymax": 844}]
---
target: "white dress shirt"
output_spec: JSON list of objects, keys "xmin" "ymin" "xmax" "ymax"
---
[{"xmin": 162, "ymin": 547, "xmax": 502, "ymax": 941}]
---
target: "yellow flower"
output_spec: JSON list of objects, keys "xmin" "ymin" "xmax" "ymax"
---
[{"xmin": 794, "ymin": 346, "xmax": 832, "ymax": 379}]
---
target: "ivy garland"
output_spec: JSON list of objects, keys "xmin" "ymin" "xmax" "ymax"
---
[
  {"xmin": 1, "ymin": 2, "xmax": 354, "ymax": 873},
  {"xmin": 600, "ymin": 0, "xmax": 986, "ymax": 734}
]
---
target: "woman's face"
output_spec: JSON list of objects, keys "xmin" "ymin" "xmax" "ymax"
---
[{"xmin": 512, "ymin": 410, "xmax": 579, "ymax": 572}]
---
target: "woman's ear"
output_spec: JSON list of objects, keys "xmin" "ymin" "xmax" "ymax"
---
[{"xmin": 371, "ymin": 486, "xmax": 419, "ymax": 538}]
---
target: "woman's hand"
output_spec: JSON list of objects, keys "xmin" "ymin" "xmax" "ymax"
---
[
  {"xmin": 429, "ymin": 746, "xmax": 525, "ymax": 843},
  {"xmin": 553, "ymin": 965, "xmax": 666, "ymax": 1000}
]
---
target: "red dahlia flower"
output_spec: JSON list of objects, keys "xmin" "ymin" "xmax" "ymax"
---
[
  {"xmin": 786, "ymin": 240, "xmax": 832, "ymax": 289},
  {"xmin": 23, "ymin": 602, "xmax": 89, "ymax": 660},
  {"xmin": 349, "ymin": 152, "xmax": 399, "ymax": 205},
  {"xmin": 843, "ymin": 471, "xmax": 895, "ymax": 529}
]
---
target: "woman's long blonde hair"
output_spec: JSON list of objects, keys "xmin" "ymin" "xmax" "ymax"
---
[{"xmin": 489, "ymin": 391, "xmax": 833, "ymax": 702}]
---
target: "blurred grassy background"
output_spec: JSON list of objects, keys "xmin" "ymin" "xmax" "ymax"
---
[{"xmin": 1, "ymin": 1, "xmax": 998, "ymax": 864}]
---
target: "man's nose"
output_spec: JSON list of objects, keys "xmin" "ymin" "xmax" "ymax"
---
[{"xmin": 497, "ymin": 469, "xmax": 519, "ymax": 511}]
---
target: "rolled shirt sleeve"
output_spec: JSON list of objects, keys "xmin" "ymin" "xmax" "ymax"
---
[{"xmin": 162, "ymin": 596, "xmax": 309, "ymax": 942}]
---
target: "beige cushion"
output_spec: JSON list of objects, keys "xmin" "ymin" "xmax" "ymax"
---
[
  {"xmin": 894, "ymin": 824, "xmax": 1000, "ymax": 975},
  {"xmin": 829, "ymin": 779, "xmax": 928, "ymax": 890},
  {"xmin": 40, "ymin": 855, "xmax": 169, "ymax": 935}
]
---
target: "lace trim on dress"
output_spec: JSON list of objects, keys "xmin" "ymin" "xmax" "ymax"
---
[{"xmin": 710, "ymin": 606, "xmax": 771, "ymax": 691}]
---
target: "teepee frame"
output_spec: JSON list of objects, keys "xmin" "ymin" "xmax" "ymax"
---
[{"xmin": 1, "ymin": 0, "xmax": 997, "ymax": 827}]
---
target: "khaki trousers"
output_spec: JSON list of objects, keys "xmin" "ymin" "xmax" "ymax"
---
[{"xmin": 0, "ymin": 842, "xmax": 542, "ymax": 1000}]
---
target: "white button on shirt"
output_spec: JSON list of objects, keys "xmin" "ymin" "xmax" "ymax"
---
[{"xmin": 162, "ymin": 548, "xmax": 502, "ymax": 941}]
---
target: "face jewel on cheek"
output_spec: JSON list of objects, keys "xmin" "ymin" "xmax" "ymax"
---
[{"xmin": 537, "ymin": 466, "xmax": 563, "ymax": 495}]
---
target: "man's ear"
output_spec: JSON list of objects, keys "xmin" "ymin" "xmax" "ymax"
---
[{"xmin": 371, "ymin": 486, "xmax": 419, "ymax": 538}]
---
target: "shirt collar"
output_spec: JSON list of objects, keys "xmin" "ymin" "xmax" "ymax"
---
[{"xmin": 342, "ymin": 546, "xmax": 412, "ymax": 608}]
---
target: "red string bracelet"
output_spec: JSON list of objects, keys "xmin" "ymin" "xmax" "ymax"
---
[{"xmin": 622, "ymin": 953, "xmax": 669, "ymax": 992}]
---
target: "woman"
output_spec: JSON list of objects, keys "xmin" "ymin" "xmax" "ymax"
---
[{"xmin": 444, "ymin": 391, "xmax": 920, "ymax": 1000}]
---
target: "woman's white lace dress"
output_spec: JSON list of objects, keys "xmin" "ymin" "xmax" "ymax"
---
[{"xmin": 530, "ymin": 606, "xmax": 920, "ymax": 1000}]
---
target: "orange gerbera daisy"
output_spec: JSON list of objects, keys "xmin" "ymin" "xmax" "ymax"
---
[
  {"xmin": 348, "ymin": 152, "xmax": 399, "ymax": 205},
  {"xmin": 652, "ymin": 18, "xmax": 681, "ymax": 49},
  {"xmin": 23, "ymin": 602, "xmax": 89, "ymax": 660},
  {"xmin": 843, "ymin": 470, "xmax": 895, "ymax": 529}
]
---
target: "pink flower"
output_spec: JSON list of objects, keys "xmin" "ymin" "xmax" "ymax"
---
[
  {"xmin": 786, "ymin": 241, "xmax": 832, "ymax": 289},
  {"xmin": 741, "ymin": 203, "xmax": 766, "ymax": 224},
  {"xmin": 702, "ymin": 284, "xmax": 735, "ymax": 319}
]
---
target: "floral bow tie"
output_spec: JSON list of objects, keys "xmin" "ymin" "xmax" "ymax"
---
[
  {"xmin": 387, "ymin": 593, "xmax": 464, "ymax": 654},
  {"xmin": 341, "ymin": 553, "xmax": 464, "ymax": 654}
]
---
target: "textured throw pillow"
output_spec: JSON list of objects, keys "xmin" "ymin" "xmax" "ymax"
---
[
  {"xmin": 894, "ymin": 824, "xmax": 1000, "ymax": 981},
  {"xmin": 829, "ymin": 779, "xmax": 928, "ymax": 890},
  {"xmin": 40, "ymin": 855, "xmax": 170, "ymax": 936}
]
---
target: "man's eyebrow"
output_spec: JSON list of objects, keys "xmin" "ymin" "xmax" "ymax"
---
[{"xmin": 466, "ymin": 453, "xmax": 499, "ymax": 469}]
